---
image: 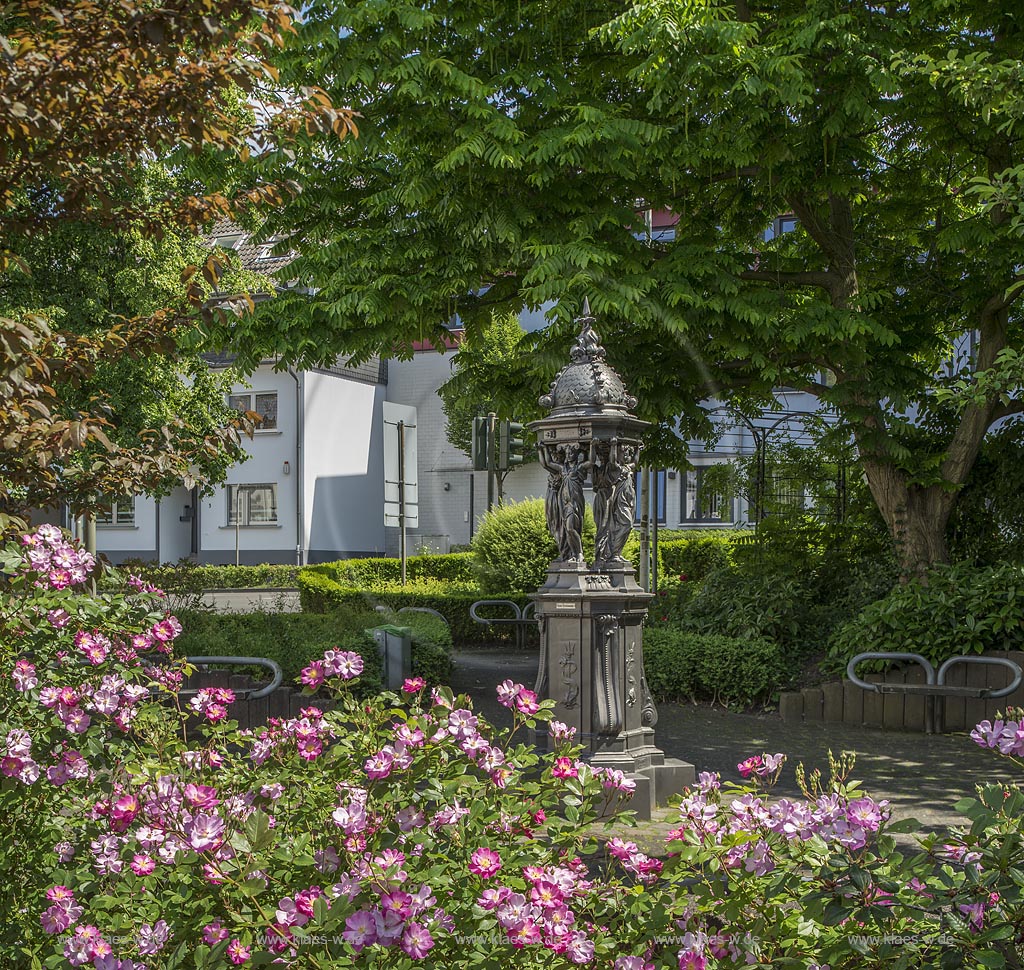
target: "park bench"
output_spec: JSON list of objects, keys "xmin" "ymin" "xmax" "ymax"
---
[{"xmin": 847, "ymin": 651, "xmax": 1022, "ymax": 734}]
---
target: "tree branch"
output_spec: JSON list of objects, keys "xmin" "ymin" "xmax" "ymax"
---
[
  {"xmin": 739, "ymin": 268, "xmax": 837, "ymax": 293},
  {"xmin": 989, "ymin": 399, "xmax": 1024, "ymax": 424},
  {"xmin": 706, "ymin": 165, "xmax": 762, "ymax": 184}
]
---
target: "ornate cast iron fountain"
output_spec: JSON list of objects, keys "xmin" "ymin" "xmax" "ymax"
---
[{"xmin": 529, "ymin": 300, "xmax": 694, "ymax": 817}]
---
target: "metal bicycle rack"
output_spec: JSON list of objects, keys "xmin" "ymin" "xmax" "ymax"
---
[
  {"xmin": 182, "ymin": 656, "xmax": 283, "ymax": 700},
  {"xmin": 847, "ymin": 651, "xmax": 1022, "ymax": 733},
  {"xmin": 470, "ymin": 599, "xmax": 538, "ymax": 650}
]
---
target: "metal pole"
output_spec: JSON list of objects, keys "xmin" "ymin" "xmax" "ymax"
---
[
  {"xmin": 235, "ymin": 518, "xmax": 240, "ymax": 567},
  {"xmin": 469, "ymin": 473, "xmax": 475, "ymax": 542},
  {"xmin": 755, "ymin": 430, "xmax": 766, "ymax": 524},
  {"xmin": 651, "ymin": 473, "xmax": 659, "ymax": 594},
  {"xmin": 84, "ymin": 510, "xmax": 96, "ymax": 556},
  {"xmin": 486, "ymin": 411, "xmax": 496, "ymax": 512},
  {"xmin": 398, "ymin": 420, "xmax": 407, "ymax": 586},
  {"xmin": 638, "ymin": 468, "xmax": 650, "ymax": 591}
]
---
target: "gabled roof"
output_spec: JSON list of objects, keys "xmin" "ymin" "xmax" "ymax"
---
[{"xmin": 207, "ymin": 218, "xmax": 296, "ymax": 276}]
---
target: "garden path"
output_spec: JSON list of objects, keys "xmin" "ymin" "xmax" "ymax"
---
[
  {"xmin": 200, "ymin": 589, "xmax": 301, "ymax": 613},
  {"xmin": 449, "ymin": 647, "xmax": 1017, "ymax": 849}
]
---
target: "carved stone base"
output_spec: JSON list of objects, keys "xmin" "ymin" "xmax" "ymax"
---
[
  {"xmin": 530, "ymin": 568, "xmax": 694, "ymax": 820},
  {"xmin": 539, "ymin": 560, "xmax": 599, "ymax": 592},
  {"xmin": 591, "ymin": 749, "xmax": 695, "ymax": 820}
]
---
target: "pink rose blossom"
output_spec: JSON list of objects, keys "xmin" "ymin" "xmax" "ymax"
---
[
  {"xmin": 365, "ymin": 749, "xmax": 395, "ymax": 780},
  {"xmin": 137, "ymin": 919, "xmax": 171, "ymax": 955},
  {"xmin": 130, "ymin": 854, "xmax": 156, "ymax": 876},
  {"xmin": 552, "ymin": 757, "xmax": 578, "ymax": 779},
  {"xmin": 186, "ymin": 813, "xmax": 226, "ymax": 851},
  {"xmin": 12, "ymin": 659, "xmax": 37, "ymax": 691},
  {"xmin": 151, "ymin": 616, "xmax": 182, "ymax": 642},
  {"xmin": 496, "ymin": 679, "xmax": 522, "ymax": 708},
  {"xmin": 401, "ymin": 922, "xmax": 434, "ymax": 959},
  {"xmin": 737, "ymin": 756, "xmax": 763, "ymax": 778},
  {"xmin": 300, "ymin": 663, "xmax": 326, "ymax": 689},
  {"xmin": 48, "ymin": 568, "xmax": 73, "ymax": 589},
  {"xmin": 342, "ymin": 910, "xmax": 377, "ymax": 951},
  {"xmin": 514, "ymin": 689, "xmax": 539, "ymax": 716},
  {"xmin": 469, "ymin": 847, "xmax": 502, "ymax": 878},
  {"xmin": 48, "ymin": 608, "xmax": 72, "ymax": 628},
  {"xmin": 322, "ymin": 649, "xmax": 364, "ymax": 679},
  {"xmin": 203, "ymin": 921, "xmax": 229, "ymax": 944}
]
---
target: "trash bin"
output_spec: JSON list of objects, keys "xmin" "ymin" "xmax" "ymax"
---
[{"xmin": 369, "ymin": 624, "xmax": 412, "ymax": 691}]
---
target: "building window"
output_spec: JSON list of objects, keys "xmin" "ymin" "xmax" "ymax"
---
[
  {"xmin": 96, "ymin": 496, "xmax": 136, "ymax": 527},
  {"xmin": 683, "ymin": 468, "xmax": 732, "ymax": 523},
  {"xmin": 229, "ymin": 391, "xmax": 278, "ymax": 431},
  {"xmin": 764, "ymin": 215, "xmax": 798, "ymax": 241},
  {"xmin": 633, "ymin": 470, "xmax": 667, "ymax": 525},
  {"xmin": 227, "ymin": 484, "xmax": 278, "ymax": 525}
]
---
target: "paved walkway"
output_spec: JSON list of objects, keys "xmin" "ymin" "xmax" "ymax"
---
[
  {"xmin": 200, "ymin": 589, "xmax": 301, "ymax": 613},
  {"xmin": 449, "ymin": 648, "xmax": 1018, "ymax": 840}
]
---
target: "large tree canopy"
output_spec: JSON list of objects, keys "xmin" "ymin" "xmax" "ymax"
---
[
  {"xmin": 0, "ymin": 166, "xmax": 264, "ymax": 513},
  {"xmin": 0, "ymin": 1, "xmax": 355, "ymax": 525},
  {"xmin": 236, "ymin": 0, "xmax": 1024, "ymax": 575}
]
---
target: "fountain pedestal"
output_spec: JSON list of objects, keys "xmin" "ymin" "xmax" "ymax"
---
[{"xmin": 527, "ymin": 302, "xmax": 694, "ymax": 818}]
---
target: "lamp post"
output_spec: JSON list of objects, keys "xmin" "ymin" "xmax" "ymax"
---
[{"xmin": 528, "ymin": 300, "xmax": 694, "ymax": 818}]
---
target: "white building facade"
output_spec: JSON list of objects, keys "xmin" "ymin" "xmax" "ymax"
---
[{"xmin": 97, "ymin": 357, "xmax": 390, "ymax": 565}]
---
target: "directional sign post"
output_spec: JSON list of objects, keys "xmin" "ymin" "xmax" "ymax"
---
[{"xmin": 383, "ymin": 403, "xmax": 418, "ymax": 585}]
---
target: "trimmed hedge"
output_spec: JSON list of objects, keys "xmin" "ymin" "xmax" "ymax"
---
[
  {"xmin": 643, "ymin": 627, "xmax": 787, "ymax": 708},
  {"xmin": 658, "ymin": 530, "xmax": 744, "ymax": 583},
  {"xmin": 310, "ymin": 553, "xmax": 476, "ymax": 587},
  {"xmin": 118, "ymin": 561, "xmax": 300, "ymax": 590},
  {"xmin": 298, "ymin": 570, "xmax": 529, "ymax": 645},
  {"xmin": 174, "ymin": 607, "xmax": 454, "ymax": 688}
]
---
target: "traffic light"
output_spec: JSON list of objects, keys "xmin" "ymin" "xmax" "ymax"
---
[
  {"xmin": 471, "ymin": 416, "xmax": 490, "ymax": 471},
  {"xmin": 498, "ymin": 420, "xmax": 526, "ymax": 471}
]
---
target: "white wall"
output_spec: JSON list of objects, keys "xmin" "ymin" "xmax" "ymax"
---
[
  {"xmin": 199, "ymin": 367, "xmax": 299, "ymax": 564},
  {"xmin": 158, "ymin": 486, "xmax": 195, "ymax": 564},
  {"xmin": 385, "ymin": 350, "xmax": 477, "ymax": 552},
  {"xmin": 96, "ymin": 495, "xmax": 158, "ymax": 562},
  {"xmin": 303, "ymin": 371, "xmax": 387, "ymax": 561}
]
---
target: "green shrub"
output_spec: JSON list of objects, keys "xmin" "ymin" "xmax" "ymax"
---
[
  {"xmin": 175, "ymin": 606, "xmax": 455, "ymax": 687},
  {"xmin": 650, "ymin": 519, "xmax": 898, "ymax": 655},
  {"xmin": 659, "ymin": 529, "xmax": 744, "ymax": 582},
  {"xmin": 669, "ymin": 568, "xmax": 814, "ymax": 646},
  {"xmin": 174, "ymin": 609, "xmax": 383, "ymax": 686},
  {"xmin": 471, "ymin": 498, "xmax": 595, "ymax": 593},
  {"xmin": 829, "ymin": 561, "xmax": 1024, "ymax": 669},
  {"xmin": 298, "ymin": 570, "xmax": 530, "ymax": 644},
  {"xmin": 643, "ymin": 627, "xmax": 787, "ymax": 707}
]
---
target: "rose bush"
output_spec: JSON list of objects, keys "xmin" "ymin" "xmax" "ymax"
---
[{"xmin": 2, "ymin": 527, "xmax": 1023, "ymax": 969}]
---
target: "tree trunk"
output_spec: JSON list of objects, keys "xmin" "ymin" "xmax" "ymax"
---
[{"xmin": 862, "ymin": 459, "xmax": 954, "ymax": 580}]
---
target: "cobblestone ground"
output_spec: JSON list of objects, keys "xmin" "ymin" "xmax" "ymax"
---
[{"xmin": 449, "ymin": 647, "xmax": 1018, "ymax": 851}]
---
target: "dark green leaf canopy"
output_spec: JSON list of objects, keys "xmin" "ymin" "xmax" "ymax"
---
[{"xmin": 230, "ymin": 0, "xmax": 1024, "ymax": 571}]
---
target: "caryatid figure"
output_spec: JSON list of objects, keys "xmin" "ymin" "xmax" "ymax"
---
[
  {"xmin": 539, "ymin": 442, "xmax": 590, "ymax": 564},
  {"xmin": 592, "ymin": 437, "xmax": 636, "ymax": 565}
]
